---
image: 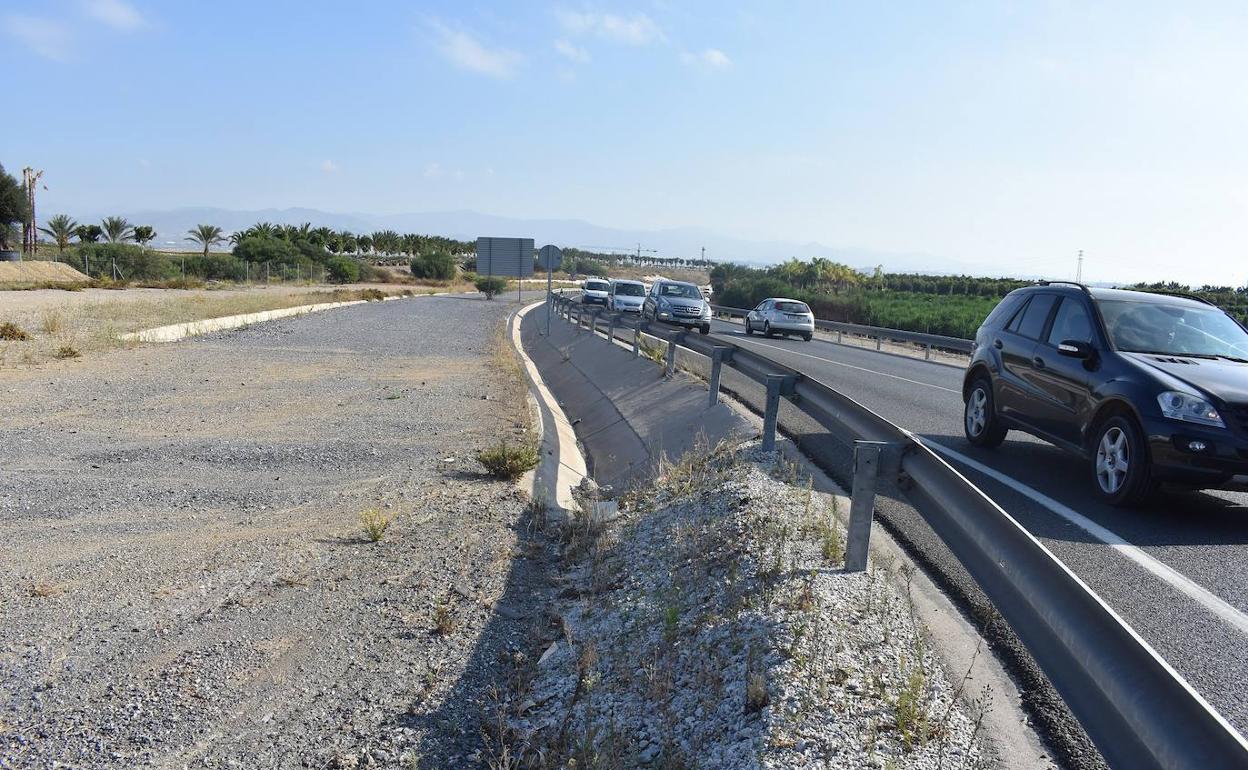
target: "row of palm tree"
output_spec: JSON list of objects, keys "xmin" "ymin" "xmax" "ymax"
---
[
  {"xmin": 227, "ymin": 222, "xmax": 472, "ymax": 259},
  {"xmin": 37, "ymin": 215, "xmax": 158, "ymax": 254}
]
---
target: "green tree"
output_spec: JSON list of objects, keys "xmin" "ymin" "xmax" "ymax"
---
[
  {"xmin": 133, "ymin": 225, "xmax": 156, "ymax": 248},
  {"xmin": 232, "ymin": 235, "xmax": 298, "ymax": 264},
  {"xmin": 101, "ymin": 216, "xmax": 134, "ymax": 243},
  {"xmin": 74, "ymin": 224, "xmax": 103, "ymax": 243},
  {"xmin": 325, "ymin": 255, "xmax": 360, "ymax": 283},
  {"xmin": 0, "ymin": 163, "xmax": 30, "ymax": 251},
  {"xmin": 38, "ymin": 214, "xmax": 79, "ymax": 255},
  {"xmin": 186, "ymin": 224, "xmax": 225, "ymax": 258},
  {"xmin": 410, "ymin": 251, "xmax": 456, "ymax": 280}
]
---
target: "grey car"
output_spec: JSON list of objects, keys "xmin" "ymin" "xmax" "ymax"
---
[
  {"xmin": 745, "ymin": 298, "xmax": 815, "ymax": 341},
  {"xmin": 642, "ymin": 279, "xmax": 711, "ymax": 334}
]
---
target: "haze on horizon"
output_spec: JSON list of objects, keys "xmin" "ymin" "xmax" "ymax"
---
[{"xmin": 5, "ymin": 0, "xmax": 1248, "ymax": 287}]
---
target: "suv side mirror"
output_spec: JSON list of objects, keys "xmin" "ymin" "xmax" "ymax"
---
[{"xmin": 1057, "ymin": 340, "xmax": 1094, "ymax": 359}]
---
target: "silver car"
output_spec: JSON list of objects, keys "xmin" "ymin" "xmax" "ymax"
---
[
  {"xmin": 609, "ymin": 279, "xmax": 646, "ymax": 312},
  {"xmin": 642, "ymin": 279, "xmax": 711, "ymax": 334},
  {"xmin": 745, "ymin": 298, "xmax": 815, "ymax": 341}
]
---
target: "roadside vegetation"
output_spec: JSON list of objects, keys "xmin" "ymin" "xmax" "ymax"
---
[{"xmin": 712, "ymin": 260, "xmax": 1248, "ymax": 339}]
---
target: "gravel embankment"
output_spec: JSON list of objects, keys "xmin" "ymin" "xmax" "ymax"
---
[
  {"xmin": 496, "ymin": 442, "xmax": 988, "ymax": 769},
  {"xmin": 0, "ymin": 295, "xmax": 547, "ymax": 769}
]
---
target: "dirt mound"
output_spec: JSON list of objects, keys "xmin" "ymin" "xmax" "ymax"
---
[{"xmin": 0, "ymin": 260, "xmax": 91, "ymax": 287}]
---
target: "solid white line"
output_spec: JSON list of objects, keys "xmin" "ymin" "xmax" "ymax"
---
[
  {"xmin": 728, "ymin": 336, "xmax": 961, "ymax": 394},
  {"xmin": 928, "ymin": 441, "xmax": 1248, "ymax": 637}
]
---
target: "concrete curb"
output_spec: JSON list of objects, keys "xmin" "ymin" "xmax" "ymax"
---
[
  {"xmin": 121, "ymin": 292, "xmax": 446, "ymax": 343},
  {"xmin": 510, "ymin": 300, "xmax": 588, "ymax": 521}
]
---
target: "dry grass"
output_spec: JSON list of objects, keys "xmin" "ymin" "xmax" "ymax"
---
[
  {"xmin": 0, "ymin": 322, "xmax": 30, "ymax": 341},
  {"xmin": 476, "ymin": 440, "xmax": 540, "ymax": 480},
  {"xmin": 432, "ymin": 594, "xmax": 457, "ymax": 636},
  {"xmin": 29, "ymin": 581, "xmax": 65, "ymax": 598},
  {"xmin": 53, "ymin": 345, "xmax": 81, "ymax": 360}
]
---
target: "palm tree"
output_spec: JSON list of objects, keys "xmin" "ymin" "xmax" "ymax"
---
[
  {"xmin": 38, "ymin": 214, "xmax": 78, "ymax": 255},
  {"xmin": 102, "ymin": 216, "xmax": 134, "ymax": 243},
  {"xmin": 133, "ymin": 225, "xmax": 156, "ymax": 248},
  {"xmin": 74, "ymin": 224, "xmax": 102, "ymax": 243},
  {"xmin": 186, "ymin": 224, "xmax": 225, "ymax": 257},
  {"xmin": 357, "ymin": 234, "xmax": 373, "ymax": 254}
]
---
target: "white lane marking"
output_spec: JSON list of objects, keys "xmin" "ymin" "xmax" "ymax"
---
[
  {"xmin": 725, "ymin": 335, "xmax": 961, "ymax": 394},
  {"xmin": 928, "ymin": 441, "xmax": 1248, "ymax": 637}
]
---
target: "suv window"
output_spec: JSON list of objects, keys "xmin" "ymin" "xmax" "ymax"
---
[
  {"xmin": 982, "ymin": 293, "xmax": 1024, "ymax": 330},
  {"xmin": 1015, "ymin": 293, "xmax": 1058, "ymax": 340},
  {"xmin": 1046, "ymin": 298, "xmax": 1093, "ymax": 346}
]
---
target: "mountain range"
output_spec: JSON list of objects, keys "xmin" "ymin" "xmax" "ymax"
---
[{"xmin": 111, "ymin": 206, "xmax": 979, "ymax": 274}]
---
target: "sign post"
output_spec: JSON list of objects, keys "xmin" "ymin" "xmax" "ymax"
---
[
  {"xmin": 538, "ymin": 245, "xmax": 562, "ymax": 336},
  {"xmin": 476, "ymin": 236, "xmax": 535, "ymax": 306}
]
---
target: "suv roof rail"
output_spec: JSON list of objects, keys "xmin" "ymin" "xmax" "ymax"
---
[
  {"xmin": 1128, "ymin": 288, "xmax": 1217, "ymax": 306},
  {"xmin": 1036, "ymin": 280, "xmax": 1092, "ymax": 294}
]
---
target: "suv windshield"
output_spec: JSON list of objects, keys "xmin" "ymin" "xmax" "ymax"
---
[
  {"xmin": 775, "ymin": 301, "xmax": 810, "ymax": 313},
  {"xmin": 614, "ymin": 283, "xmax": 645, "ymax": 296},
  {"xmin": 660, "ymin": 283, "xmax": 701, "ymax": 299},
  {"xmin": 584, "ymin": 280, "xmax": 609, "ymax": 291},
  {"xmin": 1099, "ymin": 299, "xmax": 1248, "ymax": 359}
]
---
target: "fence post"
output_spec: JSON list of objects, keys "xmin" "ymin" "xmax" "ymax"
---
[
  {"xmin": 575, "ymin": 308, "xmax": 583, "ymax": 334},
  {"xmin": 607, "ymin": 314, "xmax": 616, "ymax": 345},
  {"xmin": 708, "ymin": 347, "xmax": 732, "ymax": 406},
  {"xmin": 837, "ymin": 328, "xmax": 843, "ymax": 344}
]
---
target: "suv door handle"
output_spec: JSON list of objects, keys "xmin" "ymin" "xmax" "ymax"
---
[
  {"xmin": 993, "ymin": 339, "xmax": 1003, "ymax": 349},
  {"xmin": 1032, "ymin": 356, "xmax": 1046, "ymax": 369}
]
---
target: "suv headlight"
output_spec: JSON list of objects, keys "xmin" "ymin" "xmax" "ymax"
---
[{"xmin": 1157, "ymin": 391, "xmax": 1225, "ymax": 428}]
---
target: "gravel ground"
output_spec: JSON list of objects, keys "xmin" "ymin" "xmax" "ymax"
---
[
  {"xmin": 495, "ymin": 442, "xmax": 987, "ymax": 769},
  {"xmin": 0, "ymin": 295, "xmax": 550, "ymax": 769}
]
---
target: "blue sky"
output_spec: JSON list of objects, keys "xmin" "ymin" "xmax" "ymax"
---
[{"xmin": 5, "ymin": 1, "xmax": 1248, "ymax": 285}]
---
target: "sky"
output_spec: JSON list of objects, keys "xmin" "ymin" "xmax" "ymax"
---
[{"xmin": 4, "ymin": 0, "xmax": 1248, "ymax": 286}]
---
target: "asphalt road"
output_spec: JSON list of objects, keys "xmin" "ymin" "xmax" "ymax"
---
[{"xmin": 701, "ymin": 317, "xmax": 1248, "ymax": 738}]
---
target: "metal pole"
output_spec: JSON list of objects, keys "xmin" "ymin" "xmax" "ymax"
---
[
  {"xmin": 761, "ymin": 376, "xmax": 783, "ymax": 452},
  {"xmin": 545, "ymin": 263, "xmax": 553, "ymax": 336},
  {"xmin": 606, "ymin": 314, "xmax": 616, "ymax": 345},
  {"xmin": 633, "ymin": 323, "xmax": 642, "ymax": 357},
  {"xmin": 925, "ymin": 343, "xmax": 931, "ymax": 361},
  {"xmin": 845, "ymin": 441, "xmax": 884, "ymax": 572},
  {"xmin": 575, "ymin": 308, "xmax": 583, "ymax": 334},
  {"xmin": 664, "ymin": 337, "xmax": 678, "ymax": 376}
]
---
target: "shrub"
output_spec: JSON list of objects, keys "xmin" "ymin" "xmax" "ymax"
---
[
  {"xmin": 410, "ymin": 251, "xmax": 456, "ymax": 280},
  {"xmin": 325, "ymin": 255, "xmax": 360, "ymax": 284},
  {"xmin": 232, "ymin": 235, "xmax": 299, "ymax": 265},
  {"xmin": 359, "ymin": 508, "xmax": 395, "ymax": 542},
  {"xmin": 474, "ymin": 275, "xmax": 509, "ymax": 299},
  {"xmin": 54, "ymin": 345, "xmax": 81, "ymax": 359},
  {"xmin": 184, "ymin": 253, "xmax": 246, "ymax": 280},
  {"xmin": 476, "ymin": 439, "xmax": 540, "ymax": 479},
  {"xmin": 360, "ymin": 288, "xmax": 386, "ymax": 301},
  {"xmin": 0, "ymin": 322, "xmax": 30, "ymax": 341},
  {"xmin": 74, "ymin": 243, "xmax": 173, "ymax": 281}
]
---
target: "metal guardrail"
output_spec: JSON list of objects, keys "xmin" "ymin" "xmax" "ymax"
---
[
  {"xmin": 547, "ymin": 293, "xmax": 1248, "ymax": 770},
  {"xmin": 709, "ymin": 303, "xmax": 974, "ymax": 357}
]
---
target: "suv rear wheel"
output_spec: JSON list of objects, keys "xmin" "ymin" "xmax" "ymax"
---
[
  {"xmin": 1091, "ymin": 415, "xmax": 1156, "ymax": 507},
  {"xmin": 964, "ymin": 378, "xmax": 1007, "ymax": 447}
]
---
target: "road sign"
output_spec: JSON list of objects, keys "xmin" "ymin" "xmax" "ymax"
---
[
  {"xmin": 538, "ymin": 245, "xmax": 562, "ymax": 271},
  {"xmin": 476, "ymin": 237, "xmax": 535, "ymax": 278}
]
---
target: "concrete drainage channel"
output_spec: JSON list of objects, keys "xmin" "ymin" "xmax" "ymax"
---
[{"xmin": 541, "ymin": 294, "xmax": 1248, "ymax": 770}]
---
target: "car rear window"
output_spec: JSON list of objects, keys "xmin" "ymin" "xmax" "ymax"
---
[
  {"xmin": 614, "ymin": 283, "xmax": 645, "ymax": 296},
  {"xmin": 775, "ymin": 301, "xmax": 810, "ymax": 313},
  {"xmin": 1014, "ymin": 294, "xmax": 1058, "ymax": 340}
]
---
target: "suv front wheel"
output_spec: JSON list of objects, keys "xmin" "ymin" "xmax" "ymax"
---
[
  {"xmin": 1091, "ymin": 415, "xmax": 1156, "ymax": 507},
  {"xmin": 964, "ymin": 378, "xmax": 1007, "ymax": 447}
]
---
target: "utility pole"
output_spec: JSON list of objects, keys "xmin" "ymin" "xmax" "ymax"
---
[
  {"xmin": 701, "ymin": 246, "xmax": 705, "ymax": 264},
  {"xmin": 21, "ymin": 168, "xmax": 43, "ymax": 259},
  {"xmin": 1076, "ymin": 250, "xmax": 1084, "ymax": 283}
]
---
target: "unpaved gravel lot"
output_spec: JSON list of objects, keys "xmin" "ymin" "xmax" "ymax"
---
[{"xmin": 0, "ymin": 295, "xmax": 547, "ymax": 769}]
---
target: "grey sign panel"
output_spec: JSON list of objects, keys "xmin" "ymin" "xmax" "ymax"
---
[
  {"xmin": 538, "ymin": 245, "xmax": 562, "ymax": 270},
  {"xmin": 477, "ymin": 237, "xmax": 535, "ymax": 277}
]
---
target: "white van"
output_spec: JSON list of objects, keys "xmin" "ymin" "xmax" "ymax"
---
[{"xmin": 609, "ymin": 279, "xmax": 646, "ymax": 312}]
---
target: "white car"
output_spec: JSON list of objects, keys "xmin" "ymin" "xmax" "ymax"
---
[
  {"xmin": 745, "ymin": 298, "xmax": 815, "ymax": 341},
  {"xmin": 581, "ymin": 278, "xmax": 610, "ymax": 306},
  {"xmin": 609, "ymin": 279, "xmax": 646, "ymax": 312}
]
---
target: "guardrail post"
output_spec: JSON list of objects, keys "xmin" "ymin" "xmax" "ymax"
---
[
  {"xmin": 708, "ymin": 347, "xmax": 733, "ymax": 406},
  {"xmin": 664, "ymin": 333, "xmax": 681, "ymax": 376},
  {"xmin": 575, "ymin": 308, "xmax": 584, "ymax": 334},
  {"xmin": 875, "ymin": 335, "xmax": 882, "ymax": 351},
  {"xmin": 837, "ymin": 329, "xmax": 843, "ymax": 344},
  {"xmin": 606, "ymin": 313, "xmax": 616, "ymax": 345},
  {"xmin": 633, "ymin": 322, "xmax": 646, "ymax": 357},
  {"xmin": 845, "ymin": 441, "xmax": 902, "ymax": 572},
  {"xmin": 924, "ymin": 343, "xmax": 931, "ymax": 361}
]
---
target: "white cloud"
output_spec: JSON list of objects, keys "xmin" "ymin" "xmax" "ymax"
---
[
  {"xmin": 3, "ymin": 15, "xmax": 73, "ymax": 60},
  {"xmin": 430, "ymin": 20, "xmax": 522, "ymax": 79},
  {"xmin": 423, "ymin": 162, "xmax": 443, "ymax": 179},
  {"xmin": 557, "ymin": 10, "xmax": 662, "ymax": 45},
  {"xmin": 83, "ymin": 0, "xmax": 144, "ymax": 32},
  {"xmin": 554, "ymin": 38, "xmax": 590, "ymax": 63},
  {"xmin": 320, "ymin": 160, "xmax": 339, "ymax": 173},
  {"xmin": 682, "ymin": 48, "xmax": 732, "ymax": 70}
]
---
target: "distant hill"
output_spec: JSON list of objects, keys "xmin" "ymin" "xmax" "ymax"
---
[{"xmin": 103, "ymin": 205, "xmax": 983, "ymax": 274}]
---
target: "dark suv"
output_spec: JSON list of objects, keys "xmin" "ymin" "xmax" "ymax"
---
[{"xmin": 962, "ymin": 282, "xmax": 1248, "ymax": 506}]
